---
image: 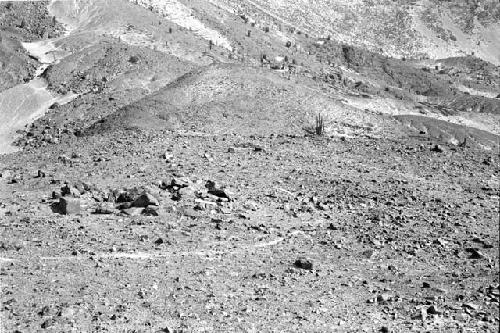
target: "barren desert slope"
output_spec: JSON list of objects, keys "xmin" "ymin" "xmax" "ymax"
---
[{"xmin": 0, "ymin": 0, "xmax": 499, "ymax": 332}]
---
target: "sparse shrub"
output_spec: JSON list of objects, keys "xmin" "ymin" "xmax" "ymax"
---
[{"xmin": 315, "ymin": 114, "xmax": 325, "ymax": 136}]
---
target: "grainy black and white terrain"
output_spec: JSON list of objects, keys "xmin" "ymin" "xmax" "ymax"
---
[{"xmin": 0, "ymin": 1, "xmax": 499, "ymax": 332}]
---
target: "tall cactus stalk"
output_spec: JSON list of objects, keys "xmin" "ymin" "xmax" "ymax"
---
[{"xmin": 315, "ymin": 113, "xmax": 325, "ymax": 136}]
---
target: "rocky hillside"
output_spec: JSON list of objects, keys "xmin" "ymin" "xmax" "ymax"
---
[
  {"xmin": 0, "ymin": 1, "xmax": 499, "ymax": 332},
  {"xmin": 209, "ymin": 0, "xmax": 500, "ymax": 64},
  {"xmin": 0, "ymin": 1, "xmax": 61, "ymax": 91}
]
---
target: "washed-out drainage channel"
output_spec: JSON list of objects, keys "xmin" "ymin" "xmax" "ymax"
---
[{"xmin": 0, "ymin": 26, "xmax": 76, "ymax": 154}]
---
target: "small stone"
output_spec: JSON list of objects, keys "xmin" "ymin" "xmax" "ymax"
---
[
  {"xmin": 463, "ymin": 302, "xmax": 479, "ymax": 310},
  {"xmin": 132, "ymin": 193, "xmax": 159, "ymax": 208},
  {"xmin": 431, "ymin": 144, "xmax": 444, "ymax": 153},
  {"xmin": 205, "ymin": 181, "xmax": 232, "ymax": 200},
  {"xmin": 38, "ymin": 305, "xmax": 51, "ymax": 316},
  {"xmin": 60, "ymin": 184, "xmax": 80, "ymax": 197},
  {"xmin": 433, "ymin": 238, "xmax": 447, "ymax": 246},
  {"xmin": 154, "ymin": 238, "xmax": 165, "ymax": 245},
  {"xmin": 142, "ymin": 206, "xmax": 160, "ymax": 216},
  {"xmin": 422, "ymin": 282, "xmax": 431, "ymax": 288},
  {"xmin": 327, "ymin": 223, "xmax": 339, "ymax": 231},
  {"xmin": 466, "ymin": 248, "xmax": 485, "ymax": 259},
  {"xmin": 37, "ymin": 170, "xmax": 46, "ymax": 178},
  {"xmin": 0, "ymin": 170, "xmax": 12, "ymax": 178},
  {"xmin": 433, "ymin": 287, "xmax": 448, "ymax": 294},
  {"xmin": 454, "ymin": 312, "xmax": 468, "ymax": 322},
  {"xmin": 427, "ymin": 305, "xmax": 442, "ymax": 315},
  {"xmin": 412, "ymin": 307, "xmax": 427, "ymax": 321},
  {"xmin": 170, "ymin": 177, "xmax": 190, "ymax": 187},
  {"xmin": 162, "ymin": 152, "xmax": 173, "ymax": 161},
  {"xmin": 41, "ymin": 318, "xmax": 55, "ymax": 329},
  {"xmin": 380, "ymin": 326, "xmax": 390, "ymax": 333},
  {"xmin": 294, "ymin": 257, "xmax": 313, "ymax": 270},
  {"xmin": 181, "ymin": 206, "xmax": 201, "ymax": 219},
  {"xmin": 59, "ymin": 307, "xmax": 75, "ymax": 318},
  {"xmin": 377, "ymin": 294, "xmax": 392, "ymax": 303},
  {"xmin": 93, "ymin": 203, "xmax": 118, "ymax": 215},
  {"xmin": 57, "ymin": 197, "xmax": 81, "ymax": 215},
  {"xmin": 116, "ymin": 187, "xmax": 142, "ymax": 203},
  {"xmin": 121, "ymin": 207, "xmax": 144, "ymax": 216},
  {"xmin": 158, "ymin": 325, "xmax": 174, "ymax": 333},
  {"xmin": 7, "ymin": 177, "xmax": 18, "ymax": 184},
  {"xmin": 178, "ymin": 186, "xmax": 196, "ymax": 199}
]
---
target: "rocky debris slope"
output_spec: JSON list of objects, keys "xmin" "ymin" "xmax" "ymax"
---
[
  {"xmin": 9, "ymin": 0, "xmax": 499, "ymax": 153},
  {"xmin": 0, "ymin": 1, "xmax": 499, "ymax": 331},
  {"xmin": 211, "ymin": 0, "xmax": 500, "ymax": 64},
  {"xmin": 306, "ymin": 40, "xmax": 500, "ymax": 116},
  {"xmin": 0, "ymin": 1, "xmax": 62, "ymax": 92},
  {"xmin": 0, "ymin": 126, "xmax": 498, "ymax": 332}
]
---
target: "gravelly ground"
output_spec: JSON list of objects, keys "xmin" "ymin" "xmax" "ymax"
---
[
  {"xmin": 1, "ymin": 130, "xmax": 498, "ymax": 332},
  {"xmin": 0, "ymin": 1, "xmax": 499, "ymax": 332}
]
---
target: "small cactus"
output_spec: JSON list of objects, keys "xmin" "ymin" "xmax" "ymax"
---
[{"xmin": 315, "ymin": 114, "xmax": 325, "ymax": 136}]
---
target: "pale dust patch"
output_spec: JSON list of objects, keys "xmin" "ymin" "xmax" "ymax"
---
[{"xmin": 1, "ymin": 237, "xmax": 286, "ymax": 262}]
